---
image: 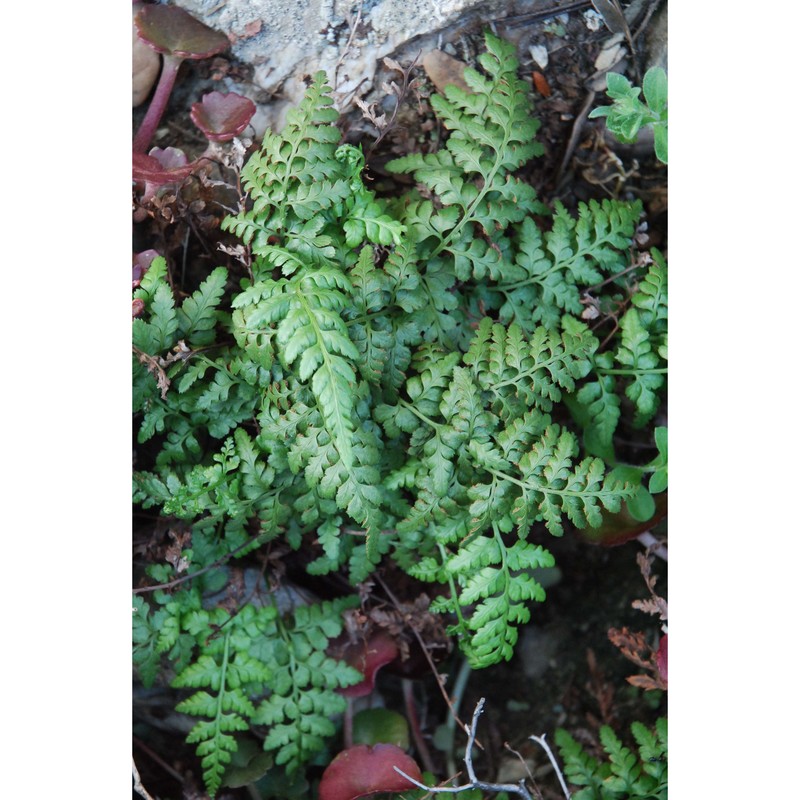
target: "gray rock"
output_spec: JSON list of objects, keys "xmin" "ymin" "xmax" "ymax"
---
[{"xmin": 169, "ymin": 0, "xmax": 535, "ymax": 133}]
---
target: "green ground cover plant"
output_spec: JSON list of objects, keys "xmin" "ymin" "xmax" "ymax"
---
[
  {"xmin": 555, "ymin": 717, "xmax": 667, "ymax": 799},
  {"xmin": 133, "ymin": 32, "xmax": 667, "ymax": 797},
  {"xmin": 589, "ymin": 66, "xmax": 668, "ymax": 164}
]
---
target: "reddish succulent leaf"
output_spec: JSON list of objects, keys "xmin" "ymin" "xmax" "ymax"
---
[
  {"xmin": 656, "ymin": 633, "xmax": 667, "ymax": 684},
  {"xmin": 133, "ymin": 149, "xmax": 194, "ymax": 186},
  {"xmin": 133, "ymin": 250, "xmax": 160, "ymax": 288},
  {"xmin": 191, "ymin": 92, "xmax": 256, "ymax": 142},
  {"xmin": 135, "ymin": 4, "xmax": 229, "ymax": 59},
  {"xmin": 329, "ymin": 631, "xmax": 399, "ymax": 698},
  {"xmin": 318, "ymin": 744, "xmax": 422, "ymax": 800},
  {"xmin": 578, "ymin": 491, "xmax": 668, "ymax": 547}
]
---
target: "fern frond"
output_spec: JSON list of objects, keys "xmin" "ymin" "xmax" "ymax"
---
[
  {"xmin": 489, "ymin": 200, "xmax": 642, "ymax": 330},
  {"xmin": 252, "ymin": 597, "xmax": 363, "ymax": 773},
  {"xmin": 177, "ymin": 267, "xmax": 228, "ymax": 346},
  {"xmin": 233, "ymin": 268, "xmax": 360, "ymax": 467},
  {"xmin": 556, "ymin": 719, "xmax": 667, "ymax": 800},
  {"xmin": 632, "ymin": 248, "xmax": 668, "ymax": 330},
  {"xmin": 442, "ymin": 526, "xmax": 554, "ymax": 667},
  {"xmin": 234, "ymin": 72, "xmax": 343, "ymax": 217},
  {"xmin": 613, "ymin": 307, "xmax": 667, "ymax": 426},
  {"xmin": 464, "ymin": 317, "xmax": 598, "ymax": 416},
  {"xmin": 173, "ymin": 627, "xmax": 264, "ymax": 797},
  {"xmin": 513, "ymin": 426, "xmax": 630, "ymax": 536},
  {"xmin": 555, "ymin": 728, "xmax": 609, "ymax": 797},
  {"xmin": 133, "ymin": 279, "xmax": 178, "ymax": 355}
]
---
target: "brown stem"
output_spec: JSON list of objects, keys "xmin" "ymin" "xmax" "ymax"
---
[
  {"xmin": 403, "ymin": 678, "xmax": 436, "ymax": 774},
  {"xmin": 343, "ymin": 696, "xmax": 354, "ymax": 749}
]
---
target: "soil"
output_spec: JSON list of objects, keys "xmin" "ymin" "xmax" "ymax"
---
[{"xmin": 133, "ymin": 2, "xmax": 667, "ymax": 797}]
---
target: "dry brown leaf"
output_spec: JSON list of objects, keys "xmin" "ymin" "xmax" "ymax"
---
[{"xmin": 422, "ymin": 50, "xmax": 470, "ymax": 95}]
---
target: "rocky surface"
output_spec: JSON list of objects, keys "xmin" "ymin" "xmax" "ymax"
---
[{"xmin": 168, "ymin": 0, "xmax": 581, "ymax": 134}]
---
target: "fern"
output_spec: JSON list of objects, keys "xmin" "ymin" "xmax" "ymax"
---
[
  {"xmin": 555, "ymin": 718, "xmax": 667, "ymax": 800},
  {"xmin": 136, "ymin": 580, "xmax": 363, "ymax": 797},
  {"xmin": 571, "ymin": 249, "xmax": 668, "ymax": 461},
  {"xmin": 175, "ymin": 626, "xmax": 266, "ymax": 797},
  {"xmin": 250, "ymin": 597, "xmax": 363, "ymax": 772},
  {"xmin": 133, "ymin": 31, "xmax": 667, "ymax": 793}
]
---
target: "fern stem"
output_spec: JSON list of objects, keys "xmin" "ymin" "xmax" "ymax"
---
[
  {"xmin": 213, "ymin": 629, "xmax": 233, "ymax": 742},
  {"xmin": 489, "ymin": 355, "xmax": 574, "ymax": 393},
  {"xmin": 292, "ymin": 284, "xmax": 355, "ymax": 467},
  {"xmin": 399, "ymin": 398, "xmax": 443, "ymax": 431},
  {"xmin": 445, "ymin": 656, "xmax": 473, "ymax": 778},
  {"xmin": 428, "ymin": 116, "xmax": 513, "ymax": 263},
  {"xmin": 485, "ymin": 466, "xmax": 611, "ymax": 503},
  {"xmin": 440, "ymin": 544, "xmax": 469, "ymax": 634}
]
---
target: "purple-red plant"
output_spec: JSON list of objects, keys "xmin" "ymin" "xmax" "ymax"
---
[
  {"xmin": 133, "ymin": 3, "xmax": 229, "ymax": 153},
  {"xmin": 132, "ymin": 147, "xmax": 195, "ymax": 221},
  {"xmin": 190, "ymin": 91, "xmax": 256, "ymax": 142},
  {"xmin": 329, "ymin": 630, "xmax": 400, "ymax": 699},
  {"xmin": 318, "ymin": 743, "xmax": 422, "ymax": 800},
  {"xmin": 656, "ymin": 633, "xmax": 667, "ymax": 685},
  {"xmin": 133, "ymin": 249, "xmax": 160, "ymax": 289}
]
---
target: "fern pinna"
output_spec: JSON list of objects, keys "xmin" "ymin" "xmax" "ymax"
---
[{"xmin": 133, "ymin": 31, "xmax": 666, "ymax": 795}]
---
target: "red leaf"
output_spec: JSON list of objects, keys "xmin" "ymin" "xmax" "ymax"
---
[
  {"xmin": 190, "ymin": 91, "xmax": 256, "ymax": 142},
  {"xmin": 329, "ymin": 631, "xmax": 399, "ymax": 698},
  {"xmin": 318, "ymin": 744, "xmax": 422, "ymax": 800},
  {"xmin": 132, "ymin": 150, "xmax": 195, "ymax": 186},
  {"xmin": 135, "ymin": 4, "xmax": 229, "ymax": 59},
  {"xmin": 656, "ymin": 633, "xmax": 667, "ymax": 685},
  {"xmin": 578, "ymin": 492, "xmax": 668, "ymax": 547}
]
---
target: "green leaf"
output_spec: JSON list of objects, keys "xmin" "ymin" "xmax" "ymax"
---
[
  {"xmin": 642, "ymin": 67, "xmax": 668, "ymax": 114},
  {"xmin": 178, "ymin": 267, "xmax": 228, "ymax": 347}
]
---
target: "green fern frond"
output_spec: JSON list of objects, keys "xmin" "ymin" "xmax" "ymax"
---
[
  {"xmin": 177, "ymin": 266, "xmax": 228, "ymax": 347},
  {"xmin": 556, "ymin": 719, "xmax": 667, "ymax": 800},
  {"xmin": 487, "ymin": 200, "xmax": 642, "ymax": 330},
  {"xmin": 631, "ymin": 248, "xmax": 668, "ymax": 330},
  {"xmin": 251, "ymin": 597, "xmax": 363, "ymax": 773},
  {"xmin": 133, "ymin": 272, "xmax": 178, "ymax": 355},
  {"xmin": 444, "ymin": 527, "xmax": 555, "ymax": 666},
  {"xmin": 464, "ymin": 317, "xmax": 598, "ymax": 416},
  {"xmin": 232, "ymin": 267, "xmax": 360, "ymax": 467},
  {"xmin": 173, "ymin": 624, "xmax": 270, "ymax": 798},
  {"xmin": 232, "ymin": 72, "xmax": 344, "ymax": 221}
]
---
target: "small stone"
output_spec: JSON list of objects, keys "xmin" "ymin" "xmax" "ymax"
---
[{"xmin": 529, "ymin": 43, "xmax": 549, "ymax": 70}]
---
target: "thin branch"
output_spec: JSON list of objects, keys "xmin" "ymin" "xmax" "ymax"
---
[
  {"xmin": 374, "ymin": 573, "xmax": 471, "ymax": 736},
  {"xmin": 529, "ymin": 734, "xmax": 571, "ymax": 800},
  {"xmin": 395, "ymin": 697, "xmax": 533, "ymax": 799},
  {"xmin": 637, "ymin": 530, "xmax": 668, "ymax": 562},
  {"xmin": 333, "ymin": 1, "xmax": 363, "ymax": 92},
  {"xmin": 132, "ymin": 757, "xmax": 156, "ymax": 800}
]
